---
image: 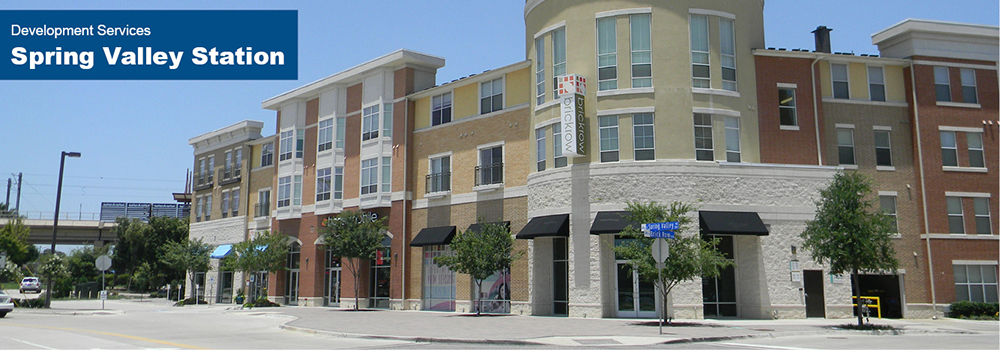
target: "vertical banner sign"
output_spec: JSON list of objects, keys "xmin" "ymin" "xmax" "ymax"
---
[{"xmin": 558, "ymin": 74, "xmax": 587, "ymax": 157}]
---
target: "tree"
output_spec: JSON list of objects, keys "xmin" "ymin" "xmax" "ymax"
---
[
  {"xmin": 66, "ymin": 245, "xmax": 109, "ymax": 284},
  {"xmin": 0, "ymin": 218, "xmax": 33, "ymax": 267},
  {"xmin": 320, "ymin": 210, "xmax": 386, "ymax": 310},
  {"xmin": 433, "ymin": 220, "xmax": 519, "ymax": 316},
  {"xmin": 800, "ymin": 171, "xmax": 898, "ymax": 326},
  {"xmin": 222, "ymin": 230, "xmax": 290, "ymax": 300},
  {"xmin": 111, "ymin": 216, "xmax": 189, "ymax": 291},
  {"xmin": 612, "ymin": 201, "xmax": 733, "ymax": 322},
  {"xmin": 162, "ymin": 237, "xmax": 212, "ymax": 300}
]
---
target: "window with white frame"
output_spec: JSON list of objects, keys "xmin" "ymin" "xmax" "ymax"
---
[
  {"xmin": 334, "ymin": 167, "xmax": 343, "ymax": 200},
  {"xmin": 694, "ymin": 114, "xmax": 713, "ymax": 161},
  {"xmin": 480, "ymin": 78, "xmax": 504, "ymax": 114},
  {"xmin": 318, "ymin": 118, "xmax": 334, "ymax": 152},
  {"xmin": 630, "ymin": 14, "xmax": 652, "ymax": 88},
  {"xmin": 974, "ymin": 198, "xmax": 992, "ymax": 234},
  {"xmin": 204, "ymin": 194, "xmax": 212, "ymax": 221},
  {"xmin": 947, "ymin": 196, "xmax": 964, "ymax": 234},
  {"xmin": 261, "ymin": 142, "xmax": 274, "ymax": 167},
  {"xmin": 383, "ymin": 103, "xmax": 393, "ymax": 138},
  {"xmin": 335, "ymin": 118, "xmax": 346, "ymax": 149},
  {"xmin": 779, "ymin": 88, "xmax": 797, "ymax": 126},
  {"xmin": 196, "ymin": 196, "xmax": 203, "ymax": 222},
  {"xmin": 361, "ymin": 158, "xmax": 378, "ymax": 195},
  {"xmin": 295, "ymin": 130, "xmax": 304, "ymax": 159},
  {"xmin": 954, "ymin": 264, "xmax": 998, "ymax": 303},
  {"xmin": 968, "ymin": 132, "xmax": 985, "ymax": 168},
  {"xmin": 198, "ymin": 158, "xmax": 206, "ymax": 184},
  {"xmin": 293, "ymin": 175, "xmax": 302, "ymax": 206},
  {"xmin": 960, "ymin": 68, "xmax": 977, "ymax": 104},
  {"xmin": 934, "ymin": 66, "xmax": 951, "ymax": 102},
  {"xmin": 940, "ymin": 131, "xmax": 958, "ymax": 167},
  {"xmin": 477, "ymin": 146, "xmax": 503, "ymax": 186},
  {"xmin": 597, "ymin": 17, "xmax": 617, "ymax": 91},
  {"xmin": 279, "ymin": 130, "xmax": 293, "ymax": 161},
  {"xmin": 837, "ymin": 128, "xmax": 855, "ymax": 165},
  {"xmin": 235, "ymin": 149, "xmax": 242, "ymax": 177},
  {"xmin": 599, "ymin": 115, "xmax": 619, "ymax": 162},
  {"xmin": 362, "ymin": 105, "xmax": 380, "ymax": 141},
  {"xmin": 428, "ymin": 156, "xmax": 450, "ymax": 193},
  {"xmin": 316, "ymin": 167, "xmax": 331, "ymax": 201},
  {"xmin": 221, "ymin": 191, "xmax": 230, "ymax": 218},
  {"xmin": 207, "ymin": 156, "xmax": 214, "ymax": 181},
  {"xmin": 381, "ymin": 157, "xmax": 391, "ymax": 193},
  {"xmin": 868, "ymin": 66, "xmax": 885, "ymax": 102},
  {"xmin": 552, "ymin": 124, "xmax": 567, "ymax": 168},
  {"xmin": 880, "ymin": 195, "xmax": 898, "ymax": 233},
  {"xmin": 633, "ymin": 113, "xmax": 654, "ymax": 160},
  {"xmin": 256, "ymin": 190, "xmax": 270, "ymax": 218},
  {"xmin": 231, "ymin": 189, "xmax": 239, "ymax": 216},
  {"xmin": 432, "ymin": 92, "xmax": 452, "ymax": 126},
  {"xmin": 831, "ymin": 63, "xmax": 849, "ymax": 99},
  {"xmin": 690, "ymin": 15, "xmax": 710, "ymax": 88},
  {"xmin": 552, "ymin": 28, "xmax": 566, "ymax": 98},
  {"xmin": 724, "ymin": 116, "xmax": 740, "ymax": 162},
  {"xmin": 536, "ymin": 128, "xmax": 546, "ymax": 171},
  {"xmin": 277, "ymin": 176, "xmax": 291, "ymax": 207},
  {"xmin": 535, "ymin": 37, "xmax": 545, "ymax": 105},
  {"xmin": 874, "ymin": 130, "xmax": 892, "ymax": 167},
  {"xmin": 719, "ymin": 18, "xmax": 736, "ymax": 91},
  {"xmin": 224, "ymin": 151, "xmax": 233, "ymax": 179}
]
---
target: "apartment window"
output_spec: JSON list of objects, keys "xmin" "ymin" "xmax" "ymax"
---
[
  {"xmin": 947, "ymin": 196, "xmax": 964, "ymax": 234},
  {"xmin": 874, "ymin": 130, "xmax": 892, "ymax": 167},
  {"xmin": 719, "ymin": 18, "xmax": 736, "ymax": 91},
  {"xmin": 630, "ymin": 14, "xmax": 652, "ymax": 88},
  {"xmin": 535, "ymin": 37, "xmax": 546, "ymax": 105},
  {"xmin": 960, "ymin": 68, "xmax": 977, "ymax": 104},
  {"xmin": 293, "ymin": 175, "xmax": 302, "ymax": 206},
  {"xmin": 536, "ymin": 128, "xmax": 546, "ymax": 171},
  {"xmin": 231, "ymin": 189, "xmax": 239, "ymax": 217},
  {"xmin": 381, "ymin": 157, "xmax": 391, "ymax": 193},
  {"xmin": 224, "ymin": 151, "xmax": 233, "ymax": 179},
  {"xmin": 335, "ymin": 118, "xmax": 346, "ymax": 149},
  {"xmin": 477, "ymin": 146, "xmax": 503, "ymax": 186},
  {"xmin": 974, "ymin": 198, "xmax": 992, "ymax": 235},
  {"xmin": 552, "ymin": 28, "xmax": 566, "ymax": 98},
  {"xmin": 940, "ymin": 131, "xmax": 958, "ymax": 167},
  {"xmin": 362, "ymin": 105, "xmax": 380, "ymax": 141},
  {"xmin": 690, "ymin": 15, "xmax": 710, "ymax": 88},
  {"xmin": 207, "ymin": 156, "xmax": 215, "ymax": 181},
  {"xmin": 432, "ymin": 93, "xmax": 452, "ymax": 126},
  {"xmin": 480, "ymin": 78, "xmax": 504, "ymax": 114},
  {"xmin": 934, "ymin": 66, "xmax": 951, "ymax": 102},
  {"xmin": 954, "ymin": 264, "xmax": 998, "ymax": 303},
  {"xmin": 383, "ymin": 103, "xmax": 393, "ymax": 138},
  {"xmin": 257, "ymin": 190, "xmax": 270, "ymax": 218},
  {"xmin": 880, "ymin": 195, "xmax": 898, "ymax": 233},
  {"xmin": 831, "ymin": 63, "xmax": 849, "ymax": 99},
  {"xmin": 361, "ymin": 158, "xmax": 378, "ymax": 195},
  {"xmin": 599, "ymin": 115, "xmax": 619, "ymax": 162},
  {"xmin": 694, "ymin": 114, "xmax": 713, "ymax": 161},
  {"xmin": 277, "ymin": 176, "xmax": 291, "ymax": 207},
  {"xmin": 968, "ymin": 132, "xmax": 985, "ymax": 168},
  {"xmin": 633, "ymin": 113, "xmax": 654, "ymax": 160},
  {"xmin": 279, "ymin": 130, "xmax": 293, "ymax": 161},
  {"xmin": 221, "ymin": 191, "xmax": 230, "ymax": 219},
  {"xmin": 234, "ymin": 149, "xmax": 242, "ymax": 177},
  {"xmin": 261, "ymin": 142, "xmax": 274, "ymax": 167},
  {"xmin": 198, "ymin": 158, "xmax": 206, "ymax": 184},
  {"xmin": 552, "ymin": 124, "xmax": 567, "ymax": 168},
  {"xmin": 196, "ymin": 196, "xmax": 203, "ymax": 222},
  {"xmin": 428, "ymin": 156, "xmax": 450, "ymax": 193},
  {"xmin": 868, "ymin": 66, "xmax": 885, "ymax": 102},
  {"xmin": 779, "ymin": 88, "xmax": 797, "ymax": 126},
  {"xmin": 837, "ymin": 128, "xmax": 855, "ymax": 165},
  {"xmin": 333, "ymin": 167, "xmax": 343, "ymax": 200},
  {"xmin": 316, "ymin": 167, "xmax": 331, "ymax": 201},
  {"xmin": 295, "ymin": 130, "xmax": 304, "ymax": 159},
  {"xmin": 724, "ymin": 116, "xmax": 740, "ymax": 162},
  {"xmin": 204, "ymin": 195, "xmax": 212, "ymax": 221},
  {"xmin": 318, "ymin": 118, "xmax": 334, "ymax": 152},
  {"xmin": 597, "ymin": 17, "xmax": 617, "ymax": 91}
]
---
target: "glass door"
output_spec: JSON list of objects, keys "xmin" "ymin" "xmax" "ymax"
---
[
  {"xmin": 325, "ymin": 251, "xmax": 341, "ymax": 307},
  {"xmin": 615, "ymin": 261, "xmax": 657, "ymax": 318},
  {"xmin": 286, "ymin": 243, "xmax": 300, "ymax": 305},
  {"xmin": 702, "ymin": 235, "xmax": 736, "ymax": 317}
]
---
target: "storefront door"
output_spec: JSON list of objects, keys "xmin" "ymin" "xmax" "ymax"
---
[
  {"xmin": 615, "ymin": 261, "xmax": 657, "ymax": 318},
  {"xmin": 702, "ymin": 235, "xmax": 737, "ymax": 318},
  {"xmin": 369, "ymin": 246, "xmax": 391, "ymax": 309},
  {"xmin": 325, "ymin": 252, "xmax": 341, "ymax": 307}
]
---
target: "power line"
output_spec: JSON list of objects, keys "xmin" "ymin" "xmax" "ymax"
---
[
  {"xmin": 25, "ymin": 183, "xmax": 180, "ymax": 192},
  {"xmin": 23, "ymin": 173, "xmax": 184, "ymax": 183}
]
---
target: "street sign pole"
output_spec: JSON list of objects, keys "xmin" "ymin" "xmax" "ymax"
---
[{"xmin": 95, "ymin": 255, "xmax": 112, "ymax": 310}]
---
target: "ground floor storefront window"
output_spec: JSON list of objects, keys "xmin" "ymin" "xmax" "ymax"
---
[
  {"xmin": 324, "ymin": 250, "xmax": 341, "ymax": 307},
  {"xmin": 702, "ymin": 235, "xmax": 736, "ymax": 318},
  {"xmin": 369, "ymin": 245, "xmax": 391, "ymax": 309},
  {"xmin": 423, "ymin": 245, "xmax": 455, "ymax": 311},
  {"xmin": 473, "ymin": 268, "xmax": 510, "ymax": 314},
  {"xmin": 216, "ymin": 271, "xmax": 234, "ymax": 303}
]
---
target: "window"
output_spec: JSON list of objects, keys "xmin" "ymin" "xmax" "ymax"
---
[
  {"xmin": 221, "ymin": 191, "xmax": 230, "ymax": 218},
  {"xmin": 224, "ymin": 151, "xmax": 232, "ymax": 179},
  {"xmin": 235, "ymin": 149, "xmax": 242, "ymax": 177},
  {"xmin": 724, "ymin": 116, "xmax": 740, "ymax": 162},
  {"xmin": 599, "ymin": 115, "xmax": 619, "ymax": 162},
  {"xmin": 960, "ymin": 68, "xmax": 977, "ymax": 104},
  {"xmin": 432, "ymin": 93, "xmax": 452, "ymax": 126},
  {"xmin": 719, "ymin": 18, "xmax": 736, "ymax": 91},
  {"xmin": 361, "ymin": 158, "xmax": 378, "ymax": 195},
  {"xmin": 334, "ymin": 167, "xmax": 343, "ymax": 200},
  {"xmin": 279, "ymin": 130, "xmax": 293, "ymax": 161},
  {"xmin": 231, "ymin": 189, "xmax": 239, "ymax": 216},
  {"xmin": 779, "ymin": 88, "xmax": 797, "ymax": 126},
  {"xmin": 362, "ymin": 105, "xmax": 380, "ymax": 141},
  {"xmin": 428, "ymin": 156, "xmax": 450, "ymax": 193},
  {"xmin": 204, "ymin": 195, "xmax": 212, "ymax": 221},
  {"xmin": 690, "ymin": 15, "xmax": 709, "ymax": 88},
  {"xmin": 207, "ymin": 156, "xmax": 215, "ymax": 182},
  {"xmin": 694, "ymin": 114, "xmax": 713, "ymax": 161},
  {"xmin": 954, "ymin": 264, "xmax": 998, "ymax": 303},
  {"xmin": 940, "ymin": 131, "xmax": 958, "ymax": 167},
  {"xmin": 277, "ymin": 176, "xmax": 291, "ymax": 207},
  {"xmin": 295, "ymin": 130, "xmax": 304, "ymax": 159},
  {"xmin": 196, "ymin": 196, "xmax": 203, "ymax": 222},
  {"xmin": 974, "ymin": 198, "xmax": 992, "ymax": 234},
  {"xmin": 536, "ymin": 128, "xmax": 546, "ymax": 171},
  {"xmin": 552, "ymin": 123, "xmax": 567, "ymax": 168},
  {"xmin": 868, "ymin": 66, "xmax": 885, "ymax": 102},
  {"xmin": 535, "ymin": 37, "xmax": 545, "ymax": 105},
  {"xmin": 837, "ymin": 128, "xmax": 855, "ymax": 165},
  {"xmin": 257, "ymin": 190, "xmax": 270, "ymax": 218},
  {"xmin": 934, "ymin": 66, "xmax": 951, "ymax": 102},
  {"xmin": 198, "ymin": 158, "xmax": 206, "ymax": 184},
  {"xmin": 968, "ymin": 132, "xmax": 985, "ymax": 168},
  {"xmin": 597, "ymin": 17, "xmax": 617, "ymax": 91},
  {"xmin": 477, "ymin": 146, "xmax": 503, "ymax": 186},
  {"xmin": 552, "ymin": 28, "xmax": 566, "ymax": 98},
  {"xmin": 335, "ymin": 118, "xmax": 346, "ymax": 149},
  {"xmin": 382, "ymin": 157, "xmax": 391, "ymax": 193},
  {"xmin": 880, "ymin": 195, "xmax": 898, "ymax": 233},
  {"xmin": 261, "ymin": 142, "xmax": 274, "ymax": 167},
  {"xmin": 318, "ymin": 119, "xmax": 334, "ymax": 152},
  {"xmin": 316, "ymin": 167, "xmax": 331, "ymax": 201},
  {"xmin": 947, "ymin": 197, "xmax": 964, "ymax": 234},
  {"xmin": 383, "ymin": 103, "xmax": 393, "ymax": 138},
  {"xmin": 630, "ymin": 14, "xmax": 652, "ymax": 88},
  {"xmin": 480, "ymin": 78, "xmax": 503, "ymax": 114},
  {"xmin": 831, "ymin": 63, "xmax": 849, "ymax": 99},
  {"xmin": 293, "ymin": 175, "xmax": 302, "ymax": 206},
  {"xmin": 633, "ymin": 113, "xmax": 654, "ymax": 160},
  {"xmin": 874, "ymin": 130, "xmax": 892, "ymax": 167}
]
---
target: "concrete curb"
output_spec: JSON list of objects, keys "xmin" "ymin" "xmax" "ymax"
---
[{"xmin": 278, "ymin": 324, "xmax": 547, "ymax": 346}]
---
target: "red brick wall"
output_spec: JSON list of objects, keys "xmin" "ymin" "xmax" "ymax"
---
[{"xmin": 755, "ymin": 54, "xmax": 822, "ymax": 165}]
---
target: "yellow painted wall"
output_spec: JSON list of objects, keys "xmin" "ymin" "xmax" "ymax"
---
[
  {"xmin": 505, "ymin": 67, "xmax": 531, "ymax": 107},
  {"xmin": 848, "ymin": 62, "xmax": 868, "ymax": 100},
  {"xmin": 453, "ymin": 84, "xmax": 477, "ymax": 120},
  {"xmin": 414, "ymin": 96, "xmax": 431, "ymax": 129},
  {"xmin": 885, "ymin": 65, "xmax": 906, "ymax": 102}
]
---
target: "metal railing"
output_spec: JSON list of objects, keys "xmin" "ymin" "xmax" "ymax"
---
[
  {"xmin": 1, "ymin": 211, "xmax": 101, "ymax": 221},
  {"xmin": 425, "ymin": 172, "xmax": 451, "ymax": 193},
  {"xmin": 254, "ymin": 202, "xmax": 271, "ymax": 218},
  {"xmin": 475, "ymin": 163, "xmax": 504, "ymax": 186}
]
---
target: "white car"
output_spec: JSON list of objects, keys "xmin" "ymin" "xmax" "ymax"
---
[
  {"xmin": 20, "ymin": 277, "xmax": 41, "ymax": 294},
  {"xmin": 0, "ymin": 290, "xmax": 14, "ymax": 318}
]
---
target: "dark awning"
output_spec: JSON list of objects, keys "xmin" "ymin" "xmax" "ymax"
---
[
  {"xmin": 409, "ymin": 226, "xmax": 457, "ymax": 247},
  {"xmin": 699, "ymin": 211, "xmax": 769, "ymax": 236},
  {"xmin": 516, "ymin": 214, "xmax": 569, "ymax": 239},
  {"xmin": 590, "ymin": 211, "xmax": 638, "ymax": 235},
  {"xmin": 467, "ymin": 221, "xmax": 510, "ymax": 233}
]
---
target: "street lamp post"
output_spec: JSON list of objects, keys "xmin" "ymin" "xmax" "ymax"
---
[{"xmin": 46, "ymin": 151, "xmax": 81, "ymax": 308}]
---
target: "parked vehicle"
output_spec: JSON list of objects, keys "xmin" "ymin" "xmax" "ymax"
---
[
  {"xmin": 20, "ymin": 277, "xmax": 41, "ymax": 294},
  {"xmin": 0, "ymin": 290, "xmax": 13, "ymax": 317}
]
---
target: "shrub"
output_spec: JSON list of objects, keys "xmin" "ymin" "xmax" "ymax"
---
[
  {"xmin": 243, "ymin": 297, "xmax": 280, "ymax": 308},
  {"xmin": 173, "ymin": 297, "xmax": 208, "ymax": 306},
  {"xmin": 949, "ymin": 301, "xmax": 999, "ymax": 318}
]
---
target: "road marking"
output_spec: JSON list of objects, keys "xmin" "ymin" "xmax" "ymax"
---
[
  {"xmin": 718, "ymin": 343, "xmax": 818, "ymax": 350},
  {"xmin": 1, "ymin": 323, "xmax": 207, "ymax": 349},
  {"xmin": 10, "ymin": 338, "xmax": 59, "ymax": 350}
]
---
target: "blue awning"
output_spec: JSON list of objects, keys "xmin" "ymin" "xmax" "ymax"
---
[{"xmin": 211, "ymin": 244, "xmax": 234, "ymax": 259}]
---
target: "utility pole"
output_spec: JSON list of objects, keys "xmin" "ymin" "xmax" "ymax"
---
[
  {"xmin": 15, "ymin": 173, "xmax": 22, "ymax": 214},
  {"xmin": 5, "ymin": 178, "xmax": 10, "ymax": 208}
]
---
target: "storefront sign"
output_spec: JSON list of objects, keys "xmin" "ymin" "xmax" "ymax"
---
[
  {"xmin": 558, "ymin": 74, "xmax": 587, "ymax": 157},
  {"xmin": 830, "ymin": 273, "xmax": 846, "ymax": 284}
]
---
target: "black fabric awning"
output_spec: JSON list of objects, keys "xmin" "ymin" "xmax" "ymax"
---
[
  {"xmin": 409, "ymin": 226, "xmax": 457, "ymax": 247},
  {"xmin": 699, "ymin": 211, "xmax": 769, "ymax": 236},
  {"xmin": 467, "ymin": 221, "xmax": 511, "ymax": 233},
  {"xmin": 515, "ymin": 214, "xmax": 569, "ymax": 239},
  {"xmin": 590, "ymin": 211, "xmax": 638, "ymax": 235}
]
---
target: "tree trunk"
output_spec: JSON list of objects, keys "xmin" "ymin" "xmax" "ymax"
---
[
  {"xmin": 476, "ymin": 280, "xmax": 483, "ymax": 316},
  {"xmin": 852, "ymin": 268, "xmax": 863, "ymax": 326},
  {"xmin": 352, "ymin": 259, "xmax": 360, "ymax": 310}
]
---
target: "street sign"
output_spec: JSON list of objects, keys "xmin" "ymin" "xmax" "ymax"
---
[
  {"xmin": 95, "ymin": 255, "xmax": 112, "ymax": 271},
  {"xmin": 642, "ymin": 222, "xmax": 679, "ymax": 231},
  {"xmin": 99, "ymin": 290, "xmax": 108, "ymax": 300},
  {"xmin": 644, "ymin": 231, "xmax": 675, "ymax": 239},
  {"xmin": 651, "ymin": 238, "xmax": 669, "ymax": 264}
]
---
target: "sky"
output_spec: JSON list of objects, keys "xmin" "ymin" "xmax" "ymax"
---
[{"xmin": 1, "ymin": 0, "xmax": 997, "ymax": 220}]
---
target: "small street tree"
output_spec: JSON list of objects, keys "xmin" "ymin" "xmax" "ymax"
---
[
  {"xmin": 222, "ymin": 230, "xmax": 290, "ymax": 301},
  {"xmin": 800, "ymin": 171, "xmax": 898, "ymax": 326},
  {"xmin": 162, "ymin": 237, "xmax": 213, "ymax": 300},
  {"xmin": 320, "ymin": 210, "xmax": 386, "ymax": 310},
  {"xmin": 0, "ymin": 218, "xmax": 34, "ymax": 268},
  {"xmin": 434, "ymin": 220, "xmax": 519, "ymax": 316},
  {"xmin": 613, "ymin": 201, "xmax": 733, "ymax": 322}
]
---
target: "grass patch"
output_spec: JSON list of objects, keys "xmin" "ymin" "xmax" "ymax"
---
[
  {"xmin": 1, "ymin": 282, "xmax": 18, "ymax": 290},
  {"xmin": 958, "ymin": 315, "xmax": 999, "ymax": 321}
]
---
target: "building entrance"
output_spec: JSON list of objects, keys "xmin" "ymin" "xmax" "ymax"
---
[
  {"xmin": 616, "ymin": 261, "xmax": 657, "ymax": 318},
  {"xmin": 324, "ymin": 251, "xmax": 341, "ymax": 307},
  {"xmin": 702, "ymin": 235, "xmax": 736, "ymax": 318},
  {"xmin": 369, "ymin": 245, "xmax": 391, "ymax": 309},
  {"xmin": 854, "ymin": 274, "xmax": 903, "ymax": 318},
  {"xmin": 285, "ymin": 243, "xmax": 300, "ymax": 305},
  {"xmin": 804, "ymin": 270, "xmax": 826, "ymax": 317}
]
